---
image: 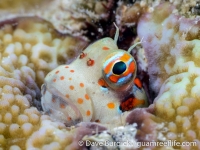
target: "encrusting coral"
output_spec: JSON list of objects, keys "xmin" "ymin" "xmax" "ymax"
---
[
  {"xmin": 137, "ymin": 2, "xmax": 200, "ymax": 149},
  {"xmin": 138, "ymin": 2, "xmax": 200, "ymax": 94},
  {"xmin": 0, "ymin": 17, "xmax": 87, "ymax": 149}
]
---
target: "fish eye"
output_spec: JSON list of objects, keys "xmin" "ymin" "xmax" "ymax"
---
[
  {"xmin": 102, "ymin": 51, "xmax": 136, "ymax": 90},
  {"xmin": 112, "ymin": 61, "xmax": 126, "ymax": 75}
]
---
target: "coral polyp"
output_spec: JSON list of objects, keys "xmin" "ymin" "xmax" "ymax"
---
[
  {"xmin": 137, "ymin": 2, "xmax": 200, "ymax": 149},
  {"xmin": 0, "ymin": 17, "xmax": 87, "ymax": 149}
]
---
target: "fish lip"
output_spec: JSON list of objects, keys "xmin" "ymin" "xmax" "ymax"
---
[
  {"xmin": 41, "ymin": 83, "xmax": 46, "ymax": 96},
  {"xmin": 41, "ymin": 83, "xmax": 47, "ymax": 111},
  {"xmin": 41, "ymin": 83, "xmax": 83, "ymax": 126}
]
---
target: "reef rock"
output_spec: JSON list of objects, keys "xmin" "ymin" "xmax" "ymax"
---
[{"xmin": 0, "ymin": 0, "xmax": 109, "ymax": 36}]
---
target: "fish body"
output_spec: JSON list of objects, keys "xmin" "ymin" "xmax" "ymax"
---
[{"xmin": 41, "ymin": 34, "xmax": 148, "ymax": 126}]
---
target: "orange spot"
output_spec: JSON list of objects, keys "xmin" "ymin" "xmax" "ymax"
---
[
  {"xmin": 120, "ymin": 53, "xmax": 131, "ymax": 62},
  {"xmin": 80, "ymin": 83, "xmax": 84, "ymax": 87},
  {"xmin": 69, "ymin": 78, "xmax": 72, "ymax": 80},
  {"xmin": 121, "ymin": 61, "xmax": 134, "ymax": 77},
  {"xmin": 55, "ymin": 70, "xmax": 59, "ymax": 74},
  {"xmin": 65, "ymin": 94, "xmax": 69, "ymax": 98},
  {"xmin": 65, "ymin": 66, "xmax": 69, "ymax": 68},
  {"xmin": 102, "ymin": 46, "xmax": 110, "ymax": 50},
  {"xmin": 67, "ymin": 117, "xmax": 72, "ymax": 121},
  {"xmin": 86, "ymin": 110, "xmax": 91, "ymax": 116},
  {"xmin": 109, "ymin": 75, "xmax": 119, "ymax": 83},
  {"xmin": 104, "ymin": 62, "xmax": 113, "ymax": 74},
  {"xmin": 87, "ymin": 59, "xmax": 95, "ymax": 66},
  {"xmin": 107, "ymin": 102, "xmax": 115, "ymax": 109},
  {"xmin": 60, "ymin": 103, "xmax": 66, "ymax": 109},
  {"xmin": 70, "ymin": 70, "xmax": 74, "ymax": 73},
  {"xmin": 134, "ymin": 78, "xmax": 142, "ymax": 88},
  {"xmin": 52, "ymin": 98, "xmax": 56, "ymax": 103},
  {"xmin": 60, "ymin": 76, "xmax": 65, "ymax": 80},
  {"xmin": 85, "ymin": 94, "xmax": 90, "ymax": 100},
  {"xmin": 69, "ymin": 85, "xmax": 74, "ymax": 90},
  {"xmin": 120, "ymin": 98, "xmax": 145, "ymax": 112},
  {"xmin": 129, "ymin": 61, "xmax": 135, "ymax": 73},
  {"xmin": 79, "ymin": 52, "xmax": 87, "ymax": 59},
  {"xmin": 134, "ymin": 98, "xmax": 145, "ymax": 106},
  {"xmin": 121, "ymin": 61, "xmax": 135, "ymax": 77},
  {"xmin": 53, "ymin": 79, "xmax": 56, "ymax": 82},
  {"xmin": 98, "ymin": 78, "xmax": 108, "ymax": 87},
  {"xmin": 77, "ymin": 98, "xmax": 83, "ymax": 104}
]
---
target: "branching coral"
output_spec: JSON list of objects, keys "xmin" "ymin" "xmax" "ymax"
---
[
  {"xmin": 137, "ymin": 2, "xmax": 200, "ymax": 149},
  {"xmin": 0, "ymin": 17, "xmax": 87, "ymax": 149}
]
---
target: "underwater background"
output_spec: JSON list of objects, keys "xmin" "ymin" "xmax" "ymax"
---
[{"xmin": 0, "ymin": 0, "xmax": 199, "ymax": 149}]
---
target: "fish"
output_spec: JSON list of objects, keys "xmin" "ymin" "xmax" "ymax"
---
[{"xmin": 41, "ymin": 24, "xmax": 148, "ymax": 126}]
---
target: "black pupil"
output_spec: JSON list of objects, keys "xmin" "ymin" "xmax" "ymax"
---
[{"xmin": 112, "ymin": 61, "xmax": 126, "ymax": 75}]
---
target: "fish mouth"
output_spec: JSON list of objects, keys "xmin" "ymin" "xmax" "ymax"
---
[{"xmin": 41, "ymin": 83, "xmax": 83, "ymax": 126}]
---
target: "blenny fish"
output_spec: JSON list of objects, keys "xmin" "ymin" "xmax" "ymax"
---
[{"xmin": 41, "ymin": 24, "xmax": 148, "ymax": 126}]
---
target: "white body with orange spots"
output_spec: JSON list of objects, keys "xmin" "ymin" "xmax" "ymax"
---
[{"xmin": 41, "ymin": 35, "xmax": 148, "ymax": 126}]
